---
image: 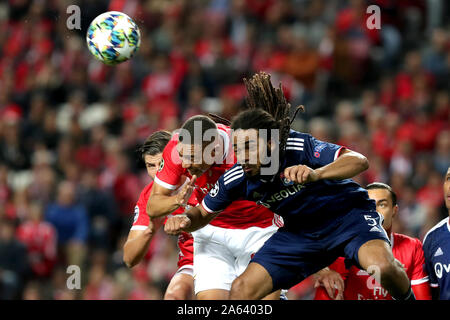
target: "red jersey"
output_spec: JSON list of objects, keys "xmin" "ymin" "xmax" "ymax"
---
[
  {"xmin": 16, "ymin": 221, "xmax": 57, "ymax": 277},
  {"xmin": 314, "ymin": 233, "xmax": 431, "ymax": 300},
  {"xmin": 154, "ymin": 124, "xmax": 276, "ymax": 229},
  {"xmin": 130, "ymin": 181, "xmax": 193, "ymax": 269}
]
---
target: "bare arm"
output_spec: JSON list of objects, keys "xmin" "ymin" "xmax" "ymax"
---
[
  {"xmin": 165, "ymin": 205, "xmax": 220, "ymax": 235},
  {"xmin": 146, "ymin": 176, "xmax": 197, "ymax": 218},
  {"xmin": 123, "ymin": 218, "xmax": 163, "ymax": 268},
  {"xmin": 284, "ymin": 149, "xmax": 369, "ymax": 184}
]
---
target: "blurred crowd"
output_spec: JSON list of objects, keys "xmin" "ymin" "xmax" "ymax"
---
[{"xmin": 0, "ymin": 0, "xmax": 448, "ymax": 300}]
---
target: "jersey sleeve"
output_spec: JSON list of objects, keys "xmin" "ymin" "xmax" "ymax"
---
[
  {"xmin": 201, "ymin": 165, "xmax": 244, "ymax": 214},
  {"xmin": 300, "ymin": 134, "xmax": 345, "ymax": 168},
  {"xmin": 154, "ymin": 140, "xmax": 184, "ymax": 190},
  {"xmin": 423, "ymin": 235, "xmax": 439, "ymax": 288},
  {"xmin": 410, "ymin": 238, "xmax": 430, "ymax": 286},
  {"xmin": 131, "ymin": 189, "xmax": 150, "ymax": 231}
]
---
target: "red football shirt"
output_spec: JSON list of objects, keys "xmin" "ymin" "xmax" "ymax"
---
[
  {"xmin": 154, "ymin": 124, "xmax": 276, "ymax": 229},
  {"xmin": 314, "ymin": 233, "xmax": 430, "ymax": 300},
  {"xmin": 131, "ymin": 181, "xmax": 193, "ymax": 269}
]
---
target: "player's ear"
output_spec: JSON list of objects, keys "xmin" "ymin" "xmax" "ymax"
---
[{"xmin": 393, "ymin": 204, "xmax": 399, "ymax": 218}]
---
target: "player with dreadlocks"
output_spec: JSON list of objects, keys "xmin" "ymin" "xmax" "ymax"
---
[{"xmin": 165, "ymin": 71, "xmax": 416, "ymax": 300}]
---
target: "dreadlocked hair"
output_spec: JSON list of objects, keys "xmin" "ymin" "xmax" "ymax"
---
[{"xmin": 233, "ymin": 72, "xmax": 304, "ymax": 156}]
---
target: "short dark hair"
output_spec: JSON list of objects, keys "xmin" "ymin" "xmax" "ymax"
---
[
  {"xmin": 366, "ymin": 182, "xmax": 397, "ymax": 206},
  {"xmin": 179, "ymin": 115, "xmax": 218, "ymax": 145},
  {"xmin": 139, "ymin": 130, "xmax": 172, "ymax": 161}
]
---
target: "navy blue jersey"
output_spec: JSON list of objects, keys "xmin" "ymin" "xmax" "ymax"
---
[
  {"xmin": 423, "ymin": 217, "xmax": 450, "ymax": 300},
  {"xmin": 202, "ymin": 130, "xmax": 376, "ymax": 232}
]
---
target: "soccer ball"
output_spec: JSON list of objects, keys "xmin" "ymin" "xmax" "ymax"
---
[{"xmin": 86, "ymin": 11, "xmax": 141, "ymax": 65}]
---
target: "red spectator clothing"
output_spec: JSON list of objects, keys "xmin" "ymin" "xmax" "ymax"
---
[
  {"xmin": 195, "ymin": 38, "xmax": 235, "ymax": 64},
  {"xmin": 335, "ymin": 7, "xmax": 380, "ymax": 44},
  {"xmin": 416, "ymin": 184, "xmax": 444, "ymax": 209},
  {"xmin": 314, "ymin": 233, "xmax": 431, "ymax": 300},
  {"xmin": 0, "ymin": 183, "xmax": 11, "ymax": 205},
  {"xmin": 395, "ymin": 71, "xmax": 435, "ymax": 102},
  {"xmin": 154, "ymin": 124, "xmax": 276, "ymax": 229},
  {"xmin": 396, "ymin": 118, "xmax": 444, "ymax": 152},
  {"xmin": 75, "ymin": 144, "xmax": 105, "ymax": 170},
  {"xmin": 146, "ymin": 98, "xmax": 179, "ymax": 131},
  {"xmin": 131, "ymin": 181, "xmax": 193, "ymax": 269},
  {"xmin": 83, "ymin": 278, "xmax": 115, "ymax": 300},
  {"xmin": 252, "ymin": 50, "xmax": 287, "ymax": 74},
  {"xmin": 371, "ymin": 129, "xmax": 396, "ymax": 162},
  {"xmin": 16, "ymin": 221, "xmax": 57, "ymax": 277},
  {"xmin": 113, "ymin": 173, "xmax": 142, "ymax": 216},
  {"xmin": 141, "ymin": 52, "xmax": 186, "ymax": 101}
]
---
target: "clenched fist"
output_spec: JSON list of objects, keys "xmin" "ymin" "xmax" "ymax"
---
[
  {"xmin": 165, "ymin": 215, "xmax": 191, "ymax": 235},
  {"xmin": 283, "ymin": 165, "xmax": 319, "ymax": 184}
]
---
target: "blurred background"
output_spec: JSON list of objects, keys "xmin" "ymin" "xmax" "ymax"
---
[{"xmin": 0, "ymin": 0, "xmax": 448, "ymax": 300}]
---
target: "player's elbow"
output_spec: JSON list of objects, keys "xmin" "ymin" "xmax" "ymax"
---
[
  {"xmin": 123, "ymin": 252, "xmax": 137, "ymax": 268},
  {"xmin": 146, "ymin": 197, "xmax": 159, "ymax": 218},
  {"xmin": 123, "ymin": 249, "xmax": 143, "ymax": 268},
  {"xmin": 348, "ymin": 151, "xmax": 369, "ymax": 174},
  {"xmin": 360, "ymin": 155, "xmax": 369, "ymax": 172},
  {"xmin": 123, "ymin": 241, "xmax": 148, "ymax": 268}
]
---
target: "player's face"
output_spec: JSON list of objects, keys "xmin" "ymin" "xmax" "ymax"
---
[
  {"xmin": 444, "ymin": 167, "xmax": 450, "ymax": 210},
  {"xmin": 232, "ymin": 129, "xmax": 269, "ymax": 177},
  {"xmin": 367, "ymin": 188, "xmax": 398, "ymax": 232},
  {"xmin": 177, "ymin": 143, "xmax": 211, "ymax": 177},
  {"xmin": 144, "ymin": 153, "xmax": 162, "ymax": 180}
]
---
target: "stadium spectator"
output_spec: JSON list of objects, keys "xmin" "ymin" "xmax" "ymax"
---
[
  {"xmin": 16, "ymin": 202, "xmax": 57, "ymax": 278},
  {"xmin": 0, "ymin": 217, "xmax": 29, "ymax": 299},
  {"xmin": 45, "ymin": 180, "xmax": 89, "ymax": 267}
]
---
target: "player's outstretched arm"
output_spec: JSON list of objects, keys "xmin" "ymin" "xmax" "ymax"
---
[
  {"xmin": 165, "ymin": 206, "xmax": 219, "ymax": 235},
  {"xmin": 147, "ymin": 176, "xmax": 197, "ymax": 218},
  {"xmin": 123, "ymin": 218, "xmax": 163, "ymax": 268},
  {"xmin": 284, "ymin": 149, "xmax": 368, "ymax": 184}
]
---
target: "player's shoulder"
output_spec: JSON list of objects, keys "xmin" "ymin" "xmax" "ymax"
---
[
  {"xmin": 393, "ymin": 232, "xmax": 423, "ymax": 250},
  {"xmin": 285, "ymin": 130, "xmax": 310, "ymax": 153},
  {"xmin": 287, "ymin": 129, "xmax": 310, "ymax": 140},
  {"xmin": 423, "ymin": 217, "xmax": 450, "ymax": 247},
  {"xmin": 137, "ymin": 181, "xmax": 154, "ymax": 203},
  {"xmin": 221, "ymin": 163, "xmax": 246, "ymax": 188}
]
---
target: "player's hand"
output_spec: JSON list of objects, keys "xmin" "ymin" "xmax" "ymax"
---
[
  {"xmin": 164, "ymin": 215, "xmax": 192, "ymax": 235},
  {"xmin": 283, "ymin": 165, "xmax": 319, "ymax": 184},
  {"xmin": 313, "ymin": 267, "xmax": 344, "ymax": 300},
  {"xmin": 175, "ymin": 175, "xmax": 197, "ymax": 207}
]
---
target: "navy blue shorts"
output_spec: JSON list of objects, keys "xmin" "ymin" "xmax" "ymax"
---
[{"xmin": 250, "ymin": 208, "xmax": 390, "ymax": 291}]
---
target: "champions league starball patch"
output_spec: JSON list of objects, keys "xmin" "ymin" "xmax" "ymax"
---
[
  {"xmin": 210, "ymin": 181, "xmax": 219, "ymax": 197},
  {"xmin": 158, "ymin": 159, "xmax": 164, "ymax": 172},
  {"xmin": 133, "ymin": 206, "xmax": 139, "ymax": 223}
]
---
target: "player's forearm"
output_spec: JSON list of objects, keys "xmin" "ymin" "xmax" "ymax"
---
[
  {"xmin": 123, "ymin": 228, "xmax": 153, "ymax": 268},
  {"xmin": 147, "ymin": 194, "xmax": 181, "ymax": 218},
  {"xmin": 183, "ymin": 207, "xmax": 218, "ymax": 233},
  {"xmin": 315, "ymin": 150, "xmax": 368, "ymax": 181}
]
